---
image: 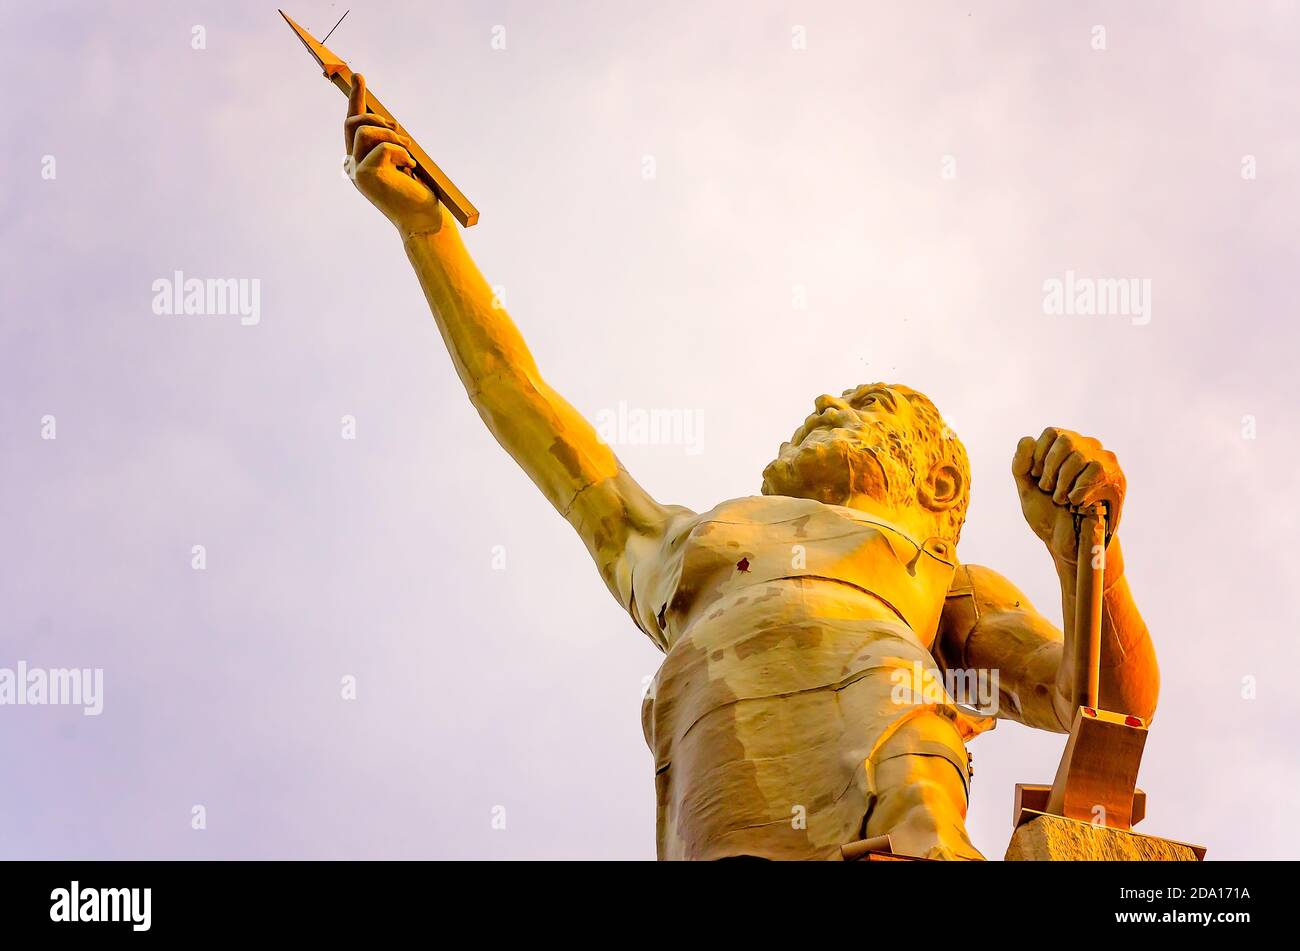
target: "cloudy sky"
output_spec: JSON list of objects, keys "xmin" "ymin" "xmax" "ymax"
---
[{"xmin": 2, "ymin": 0, "xmax": 1297, "ymax": 859}]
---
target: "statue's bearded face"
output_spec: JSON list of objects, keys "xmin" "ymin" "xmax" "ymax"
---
[{"xmin": 760, "ymin": 384, "xmax": 931, "ymax": 513}]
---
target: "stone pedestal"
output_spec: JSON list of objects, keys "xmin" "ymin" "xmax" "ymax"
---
[{"xmin": 1005, "ymin": 814, "xmax": 1201, "ymax": 861}]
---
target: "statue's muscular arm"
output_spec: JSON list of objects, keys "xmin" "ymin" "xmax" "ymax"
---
[
  {"xmin": 342, "ymin": 76, "xmax": 691, "ymax": 609},
  {"xmin": 938, "ymin": 558, "xmax": 1158, "ymax": 733},
  {"xmin": 936, "ymin": 428, "xmax": 1159, "ymax": 732}
]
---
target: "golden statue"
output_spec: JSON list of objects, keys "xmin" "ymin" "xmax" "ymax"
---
[{"xmin": 332, "ymin": 68, "xmax": 1161, "ymax": 861}]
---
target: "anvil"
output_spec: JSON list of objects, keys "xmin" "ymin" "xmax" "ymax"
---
[{"xmin": 279, "ymin": 9, "xmax": 480, "ymax": 227}]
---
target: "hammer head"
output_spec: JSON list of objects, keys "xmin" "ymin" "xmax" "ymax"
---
[{"xmin": 1045, "ymin": 706, "xmax": 1148, "ymax": 830}]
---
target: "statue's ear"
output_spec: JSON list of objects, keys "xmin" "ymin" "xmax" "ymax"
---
[{"xmin": 919, "ymin": 462, "xmax": 963, "ymax": 512}]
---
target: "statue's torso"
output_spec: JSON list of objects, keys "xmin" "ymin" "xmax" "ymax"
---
[{"xmin": 633, "ymin": 495, "xmax": 961, "ymax": 860}]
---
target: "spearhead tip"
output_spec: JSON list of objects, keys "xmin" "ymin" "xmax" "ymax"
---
[{"xmin": 279, "ymin": 9, "xmax": 345, "ymax": 72}]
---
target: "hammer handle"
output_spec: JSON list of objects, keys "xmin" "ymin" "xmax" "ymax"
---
[{"xmin": 1072, "ymin": 503, "xmax": 1107, "ymax": 709}]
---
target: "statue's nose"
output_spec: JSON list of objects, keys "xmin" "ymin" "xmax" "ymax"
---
[{"xmin": 814, "ymin": 394, "xmax": 850, "ymax": 414}]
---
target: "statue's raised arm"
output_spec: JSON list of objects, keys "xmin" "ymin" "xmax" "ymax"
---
[{"xmin": 343, "ymin": 76, "xmax": 691, "ymax": 610}]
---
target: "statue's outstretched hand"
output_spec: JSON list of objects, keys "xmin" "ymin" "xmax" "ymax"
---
[
  {"xmin": 343, "ymin": 73, "xmax": 443, "ymax": 236},
  {"xmin": 1012, "ymin": 428, "xmax": 1126, "ymax": 565}
]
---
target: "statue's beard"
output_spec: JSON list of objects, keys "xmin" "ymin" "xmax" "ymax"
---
[{"xmin": 761, "ymin": 424, "xmax": 915, "ymax": 508}]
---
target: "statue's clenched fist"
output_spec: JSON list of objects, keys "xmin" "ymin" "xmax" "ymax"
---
[
  {"xmin": 343, "ymin": 74, "xmax": 443, "ymax": 236},
  {"xmin": 1012, "ymin": 427, "xmax": 1126, "ymax": 564}
]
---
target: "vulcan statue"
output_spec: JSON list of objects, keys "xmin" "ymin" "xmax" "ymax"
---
[{"xmin": 340, "ymin": 76, "xmax": 1159, "ymax": 860}]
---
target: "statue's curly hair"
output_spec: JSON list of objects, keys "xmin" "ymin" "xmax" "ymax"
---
[{"xmin": 875, "ymin": 383, "xmax": 971, "ymax": 545}]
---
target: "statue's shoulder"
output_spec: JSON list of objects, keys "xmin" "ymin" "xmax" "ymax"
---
[
  {"xmin": 652, "ymin": 495, "xmax": 829, "ymax": 570},
  {"xmin": 695, "ymin": 494, "xmax": 829, "ymax": 525},
  {"xmin": 693, "ymin": 496, "xmax": 916, "ymax": 539}
]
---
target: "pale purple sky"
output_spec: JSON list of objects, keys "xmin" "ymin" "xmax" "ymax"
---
[{"xmin": 1, "ymin": 0, "xmax": 1297, "ymax": 859}]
